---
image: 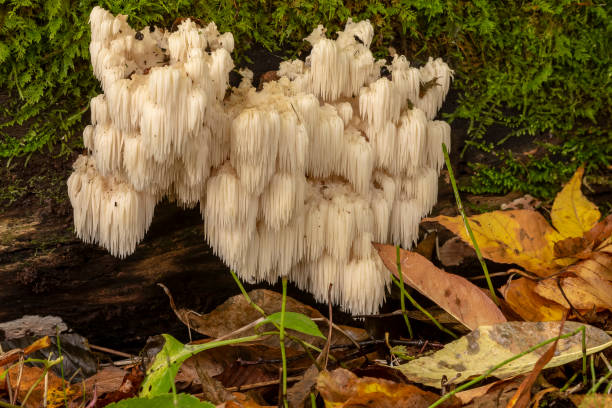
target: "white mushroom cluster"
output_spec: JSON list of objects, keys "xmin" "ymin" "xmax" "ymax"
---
[{"xmin": 68, "ymin": 7, "xmax": 453, "ymax": 314}]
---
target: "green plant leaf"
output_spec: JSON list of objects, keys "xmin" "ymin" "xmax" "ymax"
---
[
  {"xmin": 106, "ymin": 393, "xmax": 215, "ymax": 408},
  {"xmin": 261, "ymin": 311, "xmax": 326, "ymax": 339},
  {"xmin": 140, "ymin": 333, "xmax": 260, "ymax": 397}
]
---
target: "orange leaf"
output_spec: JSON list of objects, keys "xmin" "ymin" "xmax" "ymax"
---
[
  {"xmin": 427, "ymin": 210, "xmax": 567, "ymax": 277},
  {"xmin": 374, "ymin": 244, "xmax": 506, "ymax": 330},
  {"xmin": 316, "ymin": 368, "xmax": 461, "ymax": 408},
  {"xmin": 500, "ymin": 277, "xmax": 567, "ymax": 322}
]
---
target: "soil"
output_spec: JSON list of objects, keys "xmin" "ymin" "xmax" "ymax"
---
[{"xmin": 1, "ymin": 46, "xmax": 609, "ymax": 352}]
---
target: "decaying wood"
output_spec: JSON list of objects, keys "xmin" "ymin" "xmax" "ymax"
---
[{"xmin": 0, "ymin": 201, "xmax": 234, "ymax": 348}]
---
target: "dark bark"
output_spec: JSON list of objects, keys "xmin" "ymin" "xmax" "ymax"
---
[{"xmin": 0, "ymin": 201, "xmax": 236, "ymax": 350}]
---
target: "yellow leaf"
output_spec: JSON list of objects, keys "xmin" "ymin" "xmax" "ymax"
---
[
  {"xmin": 551, "ymin": 166, "xmax": 601, "ymax": 238},
  {"xmin": 428, "ymin": 210, "xmax": 565, "ymax": 277},
  {"xmin": 398, "ymin": 321, "xmax": 612, "ymax": 388},
  {"xmin": 535, "ymin": 276, "xmax": 612, "ymax": 311}
]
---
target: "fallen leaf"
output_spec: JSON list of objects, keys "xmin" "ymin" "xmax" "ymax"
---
[
  {"xmin": 506, "ymin": 320, "xmax": 565, "ymax": 408},
  {"xmin": 226, "ymin": 392, "xmax": 275, "ymax": 408},
  {"xmin": 459, "ymin": 377, "xmax": 523, "ymax": 407},
  {"xmin": 500, "ymin": 277, "xmax": 567, "ymax": 321},
  {"xmin": 534, "ymin": 276, "xmax": 611, "ymax": 310},
  {"xmin": 0, "ymin": 364, "xmax": 78, "ymax": 408},
  {"xmin": 501, "ymin": 195, "xmax": 541, "ymax": 211},
  {"xmin": 397, "ymin": 321, "xmax": 612, "ymax": 388},
  {"xmin": 551, "ymin": 166, "xmax": 601, "ymax": 238},
  {"xmin": 287, "ymin": 364, "xmax": 319, "ymax": 408},
  {"xmin": 455, "ymin": 378, "xmax": 520, "ymax": 405},
  {"xmin": 427, "ymin": 210, "xmax": 566, "ymax": 277},
  {"xmin": 375, "ymin": 244, "xmax": 506, "ymax": 330},
  {"xmin": 83, "ymin": 366, "xmax": 127, "ymax": 397},
  {"xmin": 571, "ymin": 394, "xmax": 612, "ymax": 408},
  {"xmin": 438, "ymin": 236, "xmax": 476, "ymax": 267},
  {"xmin": 317, "ymin": 368, "xmax": 461, "ymax": 408}
]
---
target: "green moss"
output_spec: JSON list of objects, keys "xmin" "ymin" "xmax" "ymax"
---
[{"xmin": 1, "ymin": 0, "xmax": 610, "ymax": 197}]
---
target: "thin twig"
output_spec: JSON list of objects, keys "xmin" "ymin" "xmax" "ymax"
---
[{"xmin": 89, "ymin": 344, "xmax": 134, "ymax": 359}]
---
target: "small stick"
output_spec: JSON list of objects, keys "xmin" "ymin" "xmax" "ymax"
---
[{"xmin": 89, "ymin": 344, "xmax": 134, "ymax": 359}]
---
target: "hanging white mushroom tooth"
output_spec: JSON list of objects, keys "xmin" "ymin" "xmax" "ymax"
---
[
  {"xmin": 181, "ymin": 126, "xmax": 211, "ymax": 187},
  {"xmin": 209, "ymin": 48, "xmax": 234, "ymax": 101},
  {"xmin": 230, "ymin": 108, "xmax": 280, "ymax": 195},
  {"xmin": 203, "ymin": 163, "xmax": 258, "ymax": 231},
  {"xmin": 218, "ymin": 32, "xmax": 234, "ymax": 53},
  {"xmin": 415, "ymin": 57, "xmax": 454, "ymax": 120},
  {"xmin": 359, "ymin": 77, "xmax": 401, "ymax": 132},
  {"xmin": 341, "ymin": 251, "xmax": 389, "ymax": 314},
  {"xmin": 277, "ymin": 110, "xmax": 309, "ymax": 174},
  {"xmin": 414, "ymin": 167, "xmax": 439, "ymax": 216},
  {"xmin": 309, "ymin": 38, "xmax": 348, "ymax": 101},
  {"xmin": 391, "ymin": 55, "xmax": 420, "ymax": 109},
  {"xmin": 396, "ymin": 107, "xmax": 428, "ymax": 169},
  {"xmin": 307, "ymin": 104, "xmax": 344, "ymax": 178},
  {"xmin": 105, "ymin": 78, "xmax": 133, "ymax": 132},
  {"xmin": 340, "ymin": 126, "xmax": 373, "ymax": 195},
  {"xmin": 388, "ymin": 197, "xmax": 421, "ymax": 249},
  {"xmin": 426, "ymin": 120, "xmax": 451, "ymax": 172},
  {"xmin": 92, "ymin": 124, "xmax": 123, "ymax": 177},
  {"xmin": 367, "ymin": 121, "xmax": 396, "ymax": 170},
  {"xmin": 68, "ymin": 156, "xmax": 156, "ymax": 259},
  {"xmin": 259, "ymin": 172, "xmax": 305, "ymax": 230},
  {"xmin": 303, "ymin": 184, "xmax": 328, "ymax": 262}
]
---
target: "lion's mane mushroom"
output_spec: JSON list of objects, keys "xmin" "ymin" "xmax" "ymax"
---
[{"xmin": 68, "ymin": 8, "xmax": 452, "ymax": 315}]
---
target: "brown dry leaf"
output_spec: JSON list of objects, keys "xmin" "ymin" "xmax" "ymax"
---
[
  {"xmin": 317, "ymin": 368, "xmax": 461, "ymax": 408},
  {"xmin": 398, "ymin": 321, "xmax": 612, "ymax": 388},
  {"xmin": 83, "ymin": 366, "xmax": 127, "ymax": 398},
  {"xmin": 455, "ymin": 378, "xmax": 521, "ymax": 405},
  {"xmin": 1, "ymin": 364, "xmax": 77, "ymax": 408},
  {"xmin": 456, "ymin": 376, "xmax": 524, "ymax": 408},
  {"xmin": 375, "ymin": 244, "xmax": 506, "ymax": 330},
  {"xmin": 535, "ymin": 276, "xmax": 611, "ymax": 310},
  {"xmin": 551, "ymin": 166, "xmax": 601, "ymax": 238},
  {"xmin": 570, "ymin": 394, "xmax": 612, "ymax": 408},
  {"xmin": 438, "ymin": 236, "xmax": 476, "ymax": 267},
  {"xmin": 500, "ymin": 277, "xmax": 567, "ymax": 321},
  {"xmin": 554, "ymin": 215, "xmax": 612, "ymax": 259},
  {"xmin": 225, "ymin": 392, "xmax": 275, "ymax": 408},
  {"xmin": 427, "ymin": 210, "xmax": 566, "ymax": 277},
  {"xmin": 506, "ymin": 320, "xmax": 565, "ymax": 408},
  {"xmin": 501, "ymin": 194, "xmax": 541, "ymax": 211}
]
